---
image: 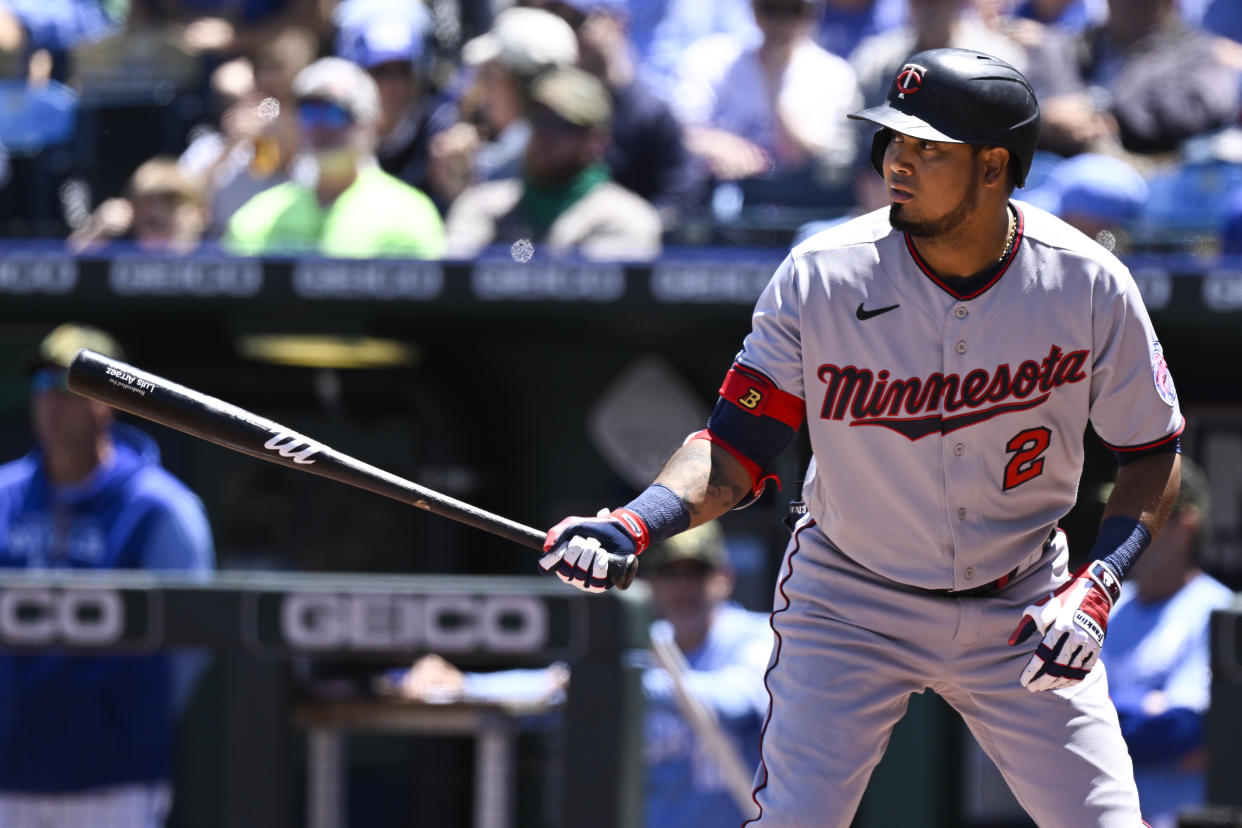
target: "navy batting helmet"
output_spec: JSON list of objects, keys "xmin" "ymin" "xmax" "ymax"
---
[{"xmin": 848, "ymin": 48, "xmax": 1041, "ymax": 187}]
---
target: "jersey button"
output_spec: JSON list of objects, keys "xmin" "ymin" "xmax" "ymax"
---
[
  {"xmin": 954, "ymin": 443, "xmax": 965, "ymax": 455},
  {"xmin": 956, "ymin": 341, "xmax": 968, "ymax": 354},
  {"xmin": 958, "ymin": 507, "xmax": 967, "ymax": 521},
  {"xmin": 964, "ymin": 567, "xmax": 975, "ymax": 580},
  {"xmin": 955, "ymin": 306, "xmax": 968, "ymax": 319}
]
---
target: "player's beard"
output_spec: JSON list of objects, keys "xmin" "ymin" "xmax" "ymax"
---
[{"xmin": 888, "ymin": 164, "xmax": 981, "ymax": 239}]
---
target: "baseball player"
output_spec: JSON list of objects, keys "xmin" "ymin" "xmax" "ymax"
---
[{"xmin": 539, "ymin": 48, "xmax": 1183, "ymax": 826}]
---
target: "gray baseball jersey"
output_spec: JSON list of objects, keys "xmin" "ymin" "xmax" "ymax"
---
[
  {"xmin": 738, "ymin": 202, "xmax": 1182, "ymax": 591},
  {"xmin": 738, "ymin": 202, "xmax": 1181, "ymax": 826}
]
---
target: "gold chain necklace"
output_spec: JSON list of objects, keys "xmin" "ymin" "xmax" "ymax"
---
[{"xmin": 998, "ymin": 209, "xmax": 1017, "ymax": 262}]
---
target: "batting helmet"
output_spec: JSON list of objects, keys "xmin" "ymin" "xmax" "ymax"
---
[{"xmin": 848, "ymin": 48, "xmax": 1041, "ymax": 187}]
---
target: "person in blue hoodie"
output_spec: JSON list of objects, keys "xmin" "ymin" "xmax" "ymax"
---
[
  {"xmin": 1101, "ymin": 457, "xmax": 1236, "ymax": 828},
  {"xmin": 0, "ymin": 323, "xmax": 214, "ymax": 827}
]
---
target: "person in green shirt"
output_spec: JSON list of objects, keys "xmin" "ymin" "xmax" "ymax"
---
[
  {"xmin": 225, "ymin": 57, "xmax": 445, "ymax": 259},
  {"xmin": 445, "ymin": 67, "xmax": 662, "ymax": 261}
]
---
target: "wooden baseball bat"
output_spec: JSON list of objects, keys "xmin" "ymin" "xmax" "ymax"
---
[{"xmin": 66, "ymin": 349, "xmax": 638, "ymax": 590}]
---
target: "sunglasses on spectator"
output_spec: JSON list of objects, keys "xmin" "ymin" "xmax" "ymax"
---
[
  {"xmin": 297, "ymin": 99, "xmax": 355, "ymax": 129},
  {"xmin": 368, "ymin": 61, "xmax": 413, "ymax": 81},
  {"xmin": 529, "ymin": 107, "xmax": 592, "ymax": 135},
  {"xmin": 29, "ymin": 368, "xmax": 69, "ymax": 395},
  {"xmin": 651, "ymin": 560, "xmax": 714, "ymax": 581},
  {"xmin": 753, "ymin": 1, "xmax": 811, "ymax": 17},
  {"xmin": 546, "ymin": 2, "xmax": 588, "ymax": 30}
]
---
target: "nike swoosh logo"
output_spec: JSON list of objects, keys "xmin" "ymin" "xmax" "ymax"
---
[{"xmin": 856, "ymin": 302, "xmax": 900, "ymax": 320}]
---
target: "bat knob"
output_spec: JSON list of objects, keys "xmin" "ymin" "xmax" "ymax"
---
[{"xmin": 609, "ymin": 553, "xmax": 639, "ymax": 590}]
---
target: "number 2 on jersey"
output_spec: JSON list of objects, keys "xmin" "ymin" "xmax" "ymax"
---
[{"xmin": 1003, "ymin": 427, "xmax": 1051, "ymax": 490}]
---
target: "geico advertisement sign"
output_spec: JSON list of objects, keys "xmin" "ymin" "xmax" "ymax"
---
[
  {"xmin": 276, "ymin": 592, "xmax": 550, "ymax": 654},
  {"xmin": 0, "ymin": 588, "xmax": 125, "ymax": 646}
]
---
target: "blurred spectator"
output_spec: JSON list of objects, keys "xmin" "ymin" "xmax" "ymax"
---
[
  {"xmin": 394, "ymin": 522, "xmax": 773, "ymax": 828},
  {"xmin": 673, "ymin": 0, "xmax": 861, "ymax": 194},
  {"xmin": 0, "ymin": 0, "xmax": 121, "ymax": 80},
  {"xmin": 128, "ymin": 0, "xmax": 329, "ymax": 58},
  {"xmin": 336, "ymin": 12, "xmax": 438, "ymax": 195},
  {"xmin": 225, "ymin": 57, "xmax": 445, "ymax": 259},
  {"xmin": 0, "ymin": 69, "xmax": 79, "ymax": 237},
  {"xmin": 68, "ymin": 5, "xmax": 201, "ymax": 100},
  {"xmin": 179, "ymin": 28, "xmax": 317, "ymax": 238},
  {"xmin": 1029, "ymin": 0, "xmax": 1239, "ymax": 156},
  {"xmin": 426, "ymin": 7, "xmax": 578, "ymax": 208},
  {"xmin": 850, "ymin": 0, "xmax": 1027, "ymax": 108},
  {"xmin": 1222, "ymin": 185, "xmax": 1242, "ymax": 255},
  {"xmin": 1203, "ymin": 0, "xmax": 1242, "ymax": 44},
  {"xmin": 1101, "ymin": 458, "xmax": 1235, "ymax": 828},
  {"xmin": 0, "ymin": 323, "xmax": 214, "ymax": 828},
  {"xmin": 332, "ymin": 0, "xmax": 433, "ymax": 51},
  {"xmin": 539, "ymin": 0, "xmax": 708, "ymax": 227},
  {"xmin": 1008, "ymin": 0, "xmax": 1106, "ymax": 33},
  {"xmin": 1021, "ymin": 152, "xmax": 1148, "ymax": 249},
  {"xmin": 636, "ymin": 0, "xmax": 761, "ymax": 97},
  {"xmin": 816, "ymin": 0, "xmax": 908, "ymax": 59},
  {"xmin": 65, "ymin": 2, "xmax": 209, "ymax": 206},
  {"xmin": 445, "ymin": 67, "xmax": 661, "ymax": 260},
  {"xmin": 67, "ymin": 156, "xmax": 207, "ymax": 253},
  {"xmin": 1130, "ymin": 133, "xmax": 1242, "ymax": 250}
]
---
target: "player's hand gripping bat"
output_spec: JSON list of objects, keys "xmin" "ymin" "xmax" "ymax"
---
[{"xmin": 67, "ymin": 349, "xmax": 639, "ymax": 589}]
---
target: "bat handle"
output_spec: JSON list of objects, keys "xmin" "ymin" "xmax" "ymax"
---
[
  {"xmin": 523, "ymin": 525, "xmax": 638, "ymax": 590},
  {"xmin": 608, "ymin": 553, "xmax": 639, "ymax": 590}
]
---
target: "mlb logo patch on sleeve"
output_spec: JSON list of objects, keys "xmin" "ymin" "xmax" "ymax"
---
[{"xmin": 1150, "ymin": 340, "xmax": 1177, "ymax": 405}]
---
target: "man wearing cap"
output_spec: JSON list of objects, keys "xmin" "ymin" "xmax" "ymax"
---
[
  {"xmin": 1101, "ymin": 458, "xmax": 1235, "ymax": 828},
  {"xmin": 1021, "ymin": 152, "xmax": 1148, "ymax": 251},
  {"xmin": 426, "ymin": 7, "xmax": 579, "ymax": 207},
  {"xmin": 538, "ymin": 0, "xmax": 708, "ymax": 229},
  {"xmin": 445, "ymin": 66, "xmax": 662, "ymax": 260},
  {"xmin": 225, "ymin": 56, "xmax": 446, "ymax": 259},
  {"xmin": 0, "ymin": 324, "xmax": 215, "ymax": 827},
  {"xmin": 396, "ymin": 522, "xmax": 772, "ymax": 828},
  {"xmin": 336, "ymin": 12, "xmax": 438, "ymax": 193}
]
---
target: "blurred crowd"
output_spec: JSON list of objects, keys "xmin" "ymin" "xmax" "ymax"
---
[{"xmin": 3, "ymin": 0, "xmax": 1242, "ymax": 259}]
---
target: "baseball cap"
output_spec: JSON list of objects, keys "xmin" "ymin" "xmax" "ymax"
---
[
  {"xmin": 529, "ymin": 67, "xmax": 612, "ymax": 129},
  {"xmin": 292, "ymin": 57, "xmax": 381, "ymax": 126},
  {"xmin": 556, "ymin": 0, "xmax": 628, "ymax": 15},
  {"xmin": 1022, "ymin": 153, "xmax": 1148, "ymax": 226},
  {"xmin": 462, "ymin": 8, "xmax": 578, "ymax": 78},
  {"xmin": 1095, "ymin": 456, "xmax": 1210, "ymax": 519},
  {"xmin": 641, "ymin": 523, "xmax": 728, "ymax": 573},
  {"xmin": 22, "ymin": 323, "xmax": 124, "ymax": 373},
  {"xmin": 337, "ymin": 15, "xmax": 426, "ymax": 69}
]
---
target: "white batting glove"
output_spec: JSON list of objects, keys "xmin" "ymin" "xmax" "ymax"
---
[
  {"xmin": 539, "ymin": 508, "xmax": 648, "ymax": 593},
  {"xmin": 1008, "ymin": 560, "xmax": 1122, "ymax": 692}
]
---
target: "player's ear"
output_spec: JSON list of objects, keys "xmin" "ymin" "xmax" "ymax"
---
[{"xmin": 980, "ymin": 147, "xmax": 1010, "ymax": 188}]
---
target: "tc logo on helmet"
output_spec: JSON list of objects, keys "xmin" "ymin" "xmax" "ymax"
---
[{"xmin": 895, "ymin": 63, "xmax": 926, "ymax": 98}]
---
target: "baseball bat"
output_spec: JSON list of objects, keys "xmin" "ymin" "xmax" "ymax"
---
[{"xmin": 66, "ymin": 349, "xmax": 638, "ymax": 590}]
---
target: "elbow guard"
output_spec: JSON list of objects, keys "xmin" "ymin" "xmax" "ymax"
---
[{"xmin": 690, "ymin": 363, "xmax": 804, "ymax": 508}]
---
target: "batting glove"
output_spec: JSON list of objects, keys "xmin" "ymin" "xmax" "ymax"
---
[
  {"xmin": 539, "ymin": 508, "xmax": 650, "ymax": 593},
  {"xmin": 1008, "ymin": 560, "xmax": 1122, "ymax": 692}
]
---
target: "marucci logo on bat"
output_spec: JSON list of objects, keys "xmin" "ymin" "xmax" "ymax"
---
[{"xmin": 264, "ymin": 430, "xmax": 322, "ymax": 464}]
